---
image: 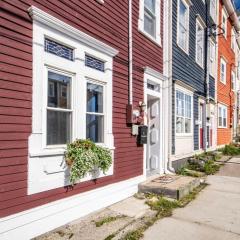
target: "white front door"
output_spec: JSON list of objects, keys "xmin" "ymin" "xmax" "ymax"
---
[{"xmin": 146, "ymin": 95, "xmax": 161, "ymax": 176}]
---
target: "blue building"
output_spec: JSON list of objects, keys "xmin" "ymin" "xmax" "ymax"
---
[{"xmin": 167, "ymin": 0, "xmax": 218, "ymax": 168}]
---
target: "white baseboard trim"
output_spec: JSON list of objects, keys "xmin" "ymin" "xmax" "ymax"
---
[{"xmin": 0, "ymin": 175, "xmax": 145, "ymax": 240}]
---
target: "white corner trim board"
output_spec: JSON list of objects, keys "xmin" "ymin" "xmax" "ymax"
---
[
  {"xmin": 28, "ymin": 6, "xmax": 118, "ymax": 57},
  {"xmin": 0, "ymin": 175, "xmax": 145, "ymax": 240}
]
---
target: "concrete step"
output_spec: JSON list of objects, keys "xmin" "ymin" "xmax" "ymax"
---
[{"xmin": 138, "ymin": 175, "xmax": 201, "ymax": 200}]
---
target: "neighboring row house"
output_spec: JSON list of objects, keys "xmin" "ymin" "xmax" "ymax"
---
[
  {"xmin": 217, "ymin": 0, "xmax": 240, "ymax": 146},
  {"xmin": 0, "ymin": 0, "xmax": 239, "ymax": 239},
  {"xmin": 169, "ymin": 0, "xmax": 217, "ymax": 167}
]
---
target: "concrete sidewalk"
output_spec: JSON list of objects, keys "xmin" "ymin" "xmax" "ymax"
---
[{"xmin": 143, "ymin": 157, "xmax": 240, "ymax": 240}]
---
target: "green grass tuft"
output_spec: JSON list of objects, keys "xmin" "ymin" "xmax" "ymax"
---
[
  {"xmin": 123, "ymin": 228, "xmax": 144, "ymax": 240},
  {"xmin": 104, "ymin": 234, "xmax": 116, "ymax": 240},
  {"xmin": 220, "ymin": 144, "xmax": 240, "ymax": 156},
  {"xmin": 95, "ymin": 215, "xmax": 125, "ymax": 227}
]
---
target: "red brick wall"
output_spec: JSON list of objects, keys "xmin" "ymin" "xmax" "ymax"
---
[{"xmin": 217, "ymin": 1, "xmax": 235, "ymax": 146}]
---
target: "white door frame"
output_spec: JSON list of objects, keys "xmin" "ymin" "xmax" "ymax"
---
[{"xmin": 143, "ymin": 67, "xmax": 169, "ymax": 177}]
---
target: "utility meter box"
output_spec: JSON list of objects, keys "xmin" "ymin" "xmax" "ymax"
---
[{"xmin": 138, "ymin": 125, "xmax": 148, "ymax": 144}]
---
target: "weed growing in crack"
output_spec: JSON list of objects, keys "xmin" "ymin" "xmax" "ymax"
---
[{"xmin": 95, "ymin": 215, "xmax": 125, "ymax": 227}]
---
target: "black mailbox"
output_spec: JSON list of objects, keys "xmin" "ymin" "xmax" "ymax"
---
[{"xmin": 138, "ymin": 125, "xmax": 148, "ymax": 144}]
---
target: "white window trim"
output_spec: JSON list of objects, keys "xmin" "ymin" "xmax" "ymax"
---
[
  {"xmin": 220, "ymin": 57, "xmax": 227, "ymax": 84},
  {"xmin": 218, "ymin": 103, "xmax": 227, "ymax": 128},
  {"xmin": 28, "ymin": 6, "xmax": 117, "ymax": 194},
  {"xmin": 195, "ymin": 16, "xmax": 205, "ymax": 68},
  {"xmin": 222, "ymin": 8, "xmax": 228, "ymax": 39},
  {"xmin": 177, "ymin": 0, "xmax": 191, "ymax": 54},
  {"xmin": 175, "ymin": 85, "xmax": 193, "ymax": 137},
  {"xmin": 138, "ymin": 0, "xmax": 161, "ymax": 46}
]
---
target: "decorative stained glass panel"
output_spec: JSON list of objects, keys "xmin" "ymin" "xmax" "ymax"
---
[
  {"xmin": 45, "ymin": 38, "xmax": 73, "ymax": 61},
  {"xmin": 85, "ymin": 55, "xmax": 105, "ymax": 72}
]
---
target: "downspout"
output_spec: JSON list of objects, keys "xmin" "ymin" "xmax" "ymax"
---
[
  {"xmin": 129, "ymin": 0, "xmax": 133, "ymax": 105},
  {"xmin": 204, "ymin": 0, "xmax": 210, "ymax": 151},
  {"xmin": 165, "ymin": 0, "xmax": 175, "ymax": 173}
]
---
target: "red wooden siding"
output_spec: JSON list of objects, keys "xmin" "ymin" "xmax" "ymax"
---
[{"xmin": 0, "ymin": 0, "xmax": 163, "ymax": 218}]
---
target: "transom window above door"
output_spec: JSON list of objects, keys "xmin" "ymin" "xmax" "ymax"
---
[{"xmin": 138, "ymin": 0, "xmax": 161, "ymax": 45}]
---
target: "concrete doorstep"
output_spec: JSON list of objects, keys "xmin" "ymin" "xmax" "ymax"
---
[{"xmin": 138, "ymin": 175, "xmax": 201, "ymax": 200}]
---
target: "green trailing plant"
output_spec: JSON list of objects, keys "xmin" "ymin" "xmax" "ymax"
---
[{"xmin": 65, "ymin": 139, "xmax": 112, "ymax": 184}]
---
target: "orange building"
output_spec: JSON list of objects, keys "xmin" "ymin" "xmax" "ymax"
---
[{"xmin": 217, "ymin": 0, "xmax": 238, "ymax": 146}]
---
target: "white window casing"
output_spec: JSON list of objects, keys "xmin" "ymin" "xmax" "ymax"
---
[
  {"xmin": 28, "ymin": 6, "xmax": 118, "ymax": 194},
  {"xmin": 220, "ymin": 57, "xmax": 227, "ymax": 84},
  {"xmin": 175, "ymin": 85, "xmax": 193, "ymax": 136},
  {"xmin": 218, "ymin": 104, "xmax": 227, "ymax": 128},
  {"xmin": 177, "ymin": 0, "xmax": 191, "ymax": 54},
  {"xmin": 138, "ymin": 0, "xmax": 161, "ymax": 46},
  {"xmin": 195, "ymin": 16, "xmax": 205, "ymax": 68}
]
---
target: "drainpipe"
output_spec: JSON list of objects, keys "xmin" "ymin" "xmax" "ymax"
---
[
  {"xmin": 204, "ymin": 1, "xmax": 210, "ymax": 152},
  {"xmin": 165, "ymin": 0, "xmax": 175, "ymax": 174},
  {"xmin": 129, "ymin": 0, "xmax": 133, "ymax": 105}
]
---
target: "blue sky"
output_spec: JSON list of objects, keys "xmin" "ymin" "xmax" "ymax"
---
[{"xmin": 234, "ymin": 0, "xmax": 240, "ymax": 9}]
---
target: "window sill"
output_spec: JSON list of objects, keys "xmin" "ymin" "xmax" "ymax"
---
[
  {"xmin": 220, "ymin": 80, "xmax": 226, "ymax": 85},
  {"xmin": 218, "ymin": 126, "xmax": 227, "ymax": 129},
  {"xmin": 138, "ymin": 28, "xmax": 162, "ymax": 47},
  {"xmin": 30, "ymin": 144, "xmax": 115, "ymax": 158},
  {"xmin": 196, "ymin": 60, "xmax": 204, "ymax": 69},
  {"xmin": 176, "ymin": 133, "xmax": 193, "ymax": 138},
  {"xmin": 176, "ymin": 42, "xmax": 189, "ymax": 55}
]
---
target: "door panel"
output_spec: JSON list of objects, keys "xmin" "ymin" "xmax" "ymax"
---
[
  {"xmin": 199, "ymin": 104, "xmax": 204, "ymax": 149},
  {"xmin": 147, "ymin": 96, "xmax": 160, "ymax": 176}
]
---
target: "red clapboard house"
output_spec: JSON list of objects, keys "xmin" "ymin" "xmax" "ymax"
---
[{"xmin": 0, "ymin": 0, "xmax": 170, "ymax": 238}]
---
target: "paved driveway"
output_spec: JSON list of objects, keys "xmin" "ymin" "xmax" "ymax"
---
[{"xmin": 143, "ymin": 157, "xmax": 240, "ymax": 240}]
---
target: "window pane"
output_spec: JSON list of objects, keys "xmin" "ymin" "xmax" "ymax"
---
[
  {"xmin": 179, "ymin": 0, "xmax": 187, "ymax": 50},
  {"xmin": 185, "ymin": 95, "xmax": 191, "ymax": 118},
  {"xmin": 86, "ymin": 114, "xmax": 104, "ymax": 143},
  {"xmin": 176, "ymin": 117, "xmax": 184, "ymax": 133},
  {"xmin": 144, "ymin": 13, "xmax": 156, "ymax": 37},
  {"xmin": 87, "ymin": 83, "xmax": 103, "ymax": 113},
  {"xmin": 219, "ymin": 116, "xmax": 222, "ymax": 127},
  {"xmin": 185, "ymin": 118, "xmax": 191, "ymax": 133},
  {"xmin": 48, "ymin": 71, "xmax": 71, "ymax": 109},
  {"xmin": 47, "ymin": 110, "xmax": 71, "ymax": 145},
  {"xmin": 223, "ymin": 117, "xmax": 226, "ymax": 127},
  {"xmin": 144, "ymin": 0, "xmax": 155, "ymax": 13},
  {"xmin": 179, "ymin": 1, "xmax": 187, "ymax": 25},
  {"xmin": 196, "ymin": 25, "xmax": 204, "ymax": 64},
  {"xmin": 176, "ymin": 91, "xmax": 184, "ymax": 116}
]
